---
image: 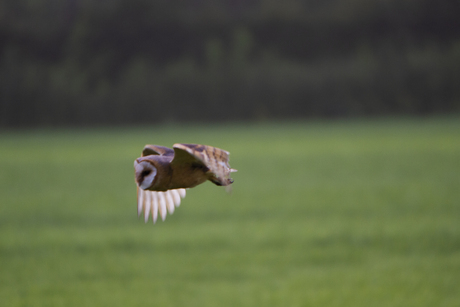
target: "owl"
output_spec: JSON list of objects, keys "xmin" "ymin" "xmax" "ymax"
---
[{"xmin": 134, "ymin": 143, "xmax": 237, "ymax": 223}]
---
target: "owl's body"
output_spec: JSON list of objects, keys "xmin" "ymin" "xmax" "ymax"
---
[
  {"xmin": 137, "ymin": 154, "xmax": 208, "ymax": 191},
  {"xmin": 134, "ymin": 143, "xmax": 236, "ymax": 223}
]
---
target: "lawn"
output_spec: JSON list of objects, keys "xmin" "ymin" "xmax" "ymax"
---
[{"xmin": 1, "ymin": 117, "xmax": 459, "ymax": 306}]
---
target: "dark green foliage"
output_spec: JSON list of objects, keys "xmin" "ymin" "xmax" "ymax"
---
[{"xmin": 1, "ymin": 0, "xmax": 460, "ymax": 127}]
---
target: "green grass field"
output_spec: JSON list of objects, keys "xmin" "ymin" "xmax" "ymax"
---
[{"xmin": 1, "ymin": 117, "xmax": 459, "ymax": 306}]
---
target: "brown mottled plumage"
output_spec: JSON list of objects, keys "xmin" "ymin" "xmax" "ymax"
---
[{"xmin": 134, "ymin": 143, "xmax": 236, "ymax": 223}]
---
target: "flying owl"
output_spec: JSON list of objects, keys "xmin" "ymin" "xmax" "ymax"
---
[{"xmin": 134, "ymin": 143, "xmax": 236, "ymax": 223}]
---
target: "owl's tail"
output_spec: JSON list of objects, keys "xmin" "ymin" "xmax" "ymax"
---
[{"xmin": 208, "ymin": 168, "xmax": 237, "ymax": 187}]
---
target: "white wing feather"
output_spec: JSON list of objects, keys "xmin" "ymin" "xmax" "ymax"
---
[
  {"xmin": 158, "ymin": 192, "xmax": 167, "ymax": 221},
  {"xmin": 137, "ymin": 188, "xmax": 187, "ymax": 223},
  {"xmin": 144, "ymin": 191, "xmax": 151, "ymax": 223},
  {"xmin": 170, "ymin": 189, "xmax": 181, "ymax": 206},
  {"xmin": 151, "ymin": 192, "xmax": 158, "ymax": 224},
  {"xmin": 137, "ymin": 187, "xmax": 144, "ymax": 217},
  {"xmin": 165, "ymin": 191, "xmax": 175, "ymax": 214}
]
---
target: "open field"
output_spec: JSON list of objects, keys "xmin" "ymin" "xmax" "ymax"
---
[{"xmin": 1, "ymin": 117, "xmax": 459, "ymax": 306}]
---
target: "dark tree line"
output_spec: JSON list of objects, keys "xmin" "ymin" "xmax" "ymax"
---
[{"xmin": 1, "ymin": 0, "xmax": 459, "ymax": 127}]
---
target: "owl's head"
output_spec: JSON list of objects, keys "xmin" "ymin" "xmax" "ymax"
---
[{"xmin": 134, "ymin": 158, "xmax": 157, "ymax": 190}]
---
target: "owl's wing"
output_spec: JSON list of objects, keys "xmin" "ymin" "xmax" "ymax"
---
[
  {"xmin": 137, "ymin": 187, "xmax": 187, "ymax": 223},
  {"xmin": 172, "ymin": 143, "xmax": 236, "ymax": 187},
  {"xmin": 142, "ymin": 145, "xmax": 174, "ymax": 157},
  {"xmin": 138, "ymin": 145, "xmax": 181, "ymax": 223}
]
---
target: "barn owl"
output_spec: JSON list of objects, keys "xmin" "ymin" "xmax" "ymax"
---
[{"xmin": 134, "ymin": 143, "xmax": 236, "ymax": 223}]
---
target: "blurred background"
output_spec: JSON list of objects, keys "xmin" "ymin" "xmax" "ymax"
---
[
  {"xmin": 1, "ymin": 1, "xmax": 460, "ymax": 306},
  {"xmin": 1, "ymin": 0, "xmax": 459, "ymax": 128}
]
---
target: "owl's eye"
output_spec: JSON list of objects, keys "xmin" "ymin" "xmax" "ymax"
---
[{"xmin": 141, "ymin": 170, "xmax": 152, "ymax": 177}]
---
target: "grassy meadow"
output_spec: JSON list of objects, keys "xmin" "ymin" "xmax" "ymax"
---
[{"xmin": 1, "ymin": 117, "xmax": 459, "ymax": 306}]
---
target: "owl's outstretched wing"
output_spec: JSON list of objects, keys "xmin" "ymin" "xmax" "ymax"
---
[
  {"xmin": 138, "ymin": 144, "xmax": 181, "ymax": 223},
  {"xmin": 142, "ymin": 145, "xmax": 174, "ymax": 157},
  {"xmin": 172, "ymin": 143, "xmax": 237, "ymax": 187},
  {"xmin": 137, "ymin": 187, "xmax": 187, "ymax": 223}
]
